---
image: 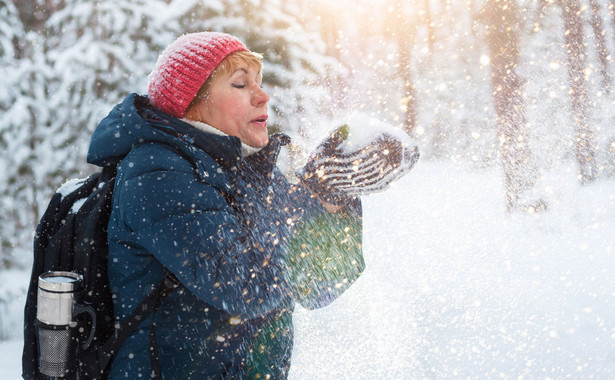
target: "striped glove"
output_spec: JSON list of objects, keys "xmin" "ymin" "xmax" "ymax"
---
[{"xmin": 296, "ymin": 119, "xmax": 420, "ymax": 206}]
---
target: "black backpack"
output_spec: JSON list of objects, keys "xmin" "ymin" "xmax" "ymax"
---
[{"xmin": 22, "ymin": 165, "xmax": 179, "ymax": 379}]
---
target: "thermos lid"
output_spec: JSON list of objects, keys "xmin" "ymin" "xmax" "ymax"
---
[{"xmin": 38, "ymin": 271, "xmax": 83, "ymax": 293}]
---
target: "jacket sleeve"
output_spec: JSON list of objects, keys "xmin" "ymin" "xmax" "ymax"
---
[
  {"xmin": 116, "ymin": 144, "xmax": 290, "ymax": 320},
  {"xmin": 283, "ymin": 183, "xmax": 365, "ymax": 310}
]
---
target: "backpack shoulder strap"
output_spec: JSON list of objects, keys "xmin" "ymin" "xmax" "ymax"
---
[{"xmin": 92, "ymin": 270, "xmax": 180, "ymax": 377}]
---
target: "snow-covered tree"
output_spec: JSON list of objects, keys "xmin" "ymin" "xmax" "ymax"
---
[
  {"xmin": 479, "ymin": 0, "xmax": 541, "ymax": 211},
  {"xmin": 559, "ymin": 0, "xmax": 598, "ymax": 184},
  {"xmin": 588, "ymin": 0, "xmax": 612, "ymax": 93},
  {"xmin": 0, "ymin": 0, "xmax": 38, "ymax": 268},
  {"xmin": 43, "ymin": 0, "xmax": 174, "ymax": 153},
  {"xmin": 37, "ymin": 0, "xmax": 174, "ymax": 185},
  {"xmin": 0, "ymin": 0, "xmax": 174, "ymax": 266}
]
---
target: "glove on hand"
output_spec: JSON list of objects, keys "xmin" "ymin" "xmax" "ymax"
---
[{"xmin": 296, "ymin": 120, "xmax": 420, "ymax": 206}]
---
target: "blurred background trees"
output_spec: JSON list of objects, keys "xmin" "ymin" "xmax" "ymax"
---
[
  {"xmin": 1, "ymin": 0, "xmax": 614, "ymax": 319},
  {"xmin": 479, "ymin": 0, "xmax": 540, "ymax": 211}
]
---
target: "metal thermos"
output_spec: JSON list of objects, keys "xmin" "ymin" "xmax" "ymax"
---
[{"xmin": 36, "ymin": 271, "xmax": 96, "ymax": 378}]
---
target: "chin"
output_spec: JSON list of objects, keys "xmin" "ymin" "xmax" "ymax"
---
[
  {"xmin": 242, "ymin": 131, "xmax": 269, "ymax": 148},
  {"xmin": 254, "ymin": 136, "xmax": 269, "ymax": 148}
]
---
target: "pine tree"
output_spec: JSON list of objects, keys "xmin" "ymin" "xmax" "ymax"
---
[
  {"xmin": 38, "ymin": 0, "xmax": 175, "ymax": 184},
  {"xmin": 43, "ymin": 0, "xmax": 173, "ymax": 149},
  {"xmin": 0, "ymin": 0, "xmax": 173, "ymax": 266},
  {"xmin": 0, "ymin": 0, "xmax": 41, "ymax": 268}
]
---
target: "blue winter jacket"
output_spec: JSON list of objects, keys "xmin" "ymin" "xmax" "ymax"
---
[{"xmin": 86, "ymin": 94, "xmax": 364, "ymax": 379}]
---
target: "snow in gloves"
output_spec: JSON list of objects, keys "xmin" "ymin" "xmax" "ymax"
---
[{"xmin": 86, "ymin": 32, "xmax": 419, "ymax": 379}]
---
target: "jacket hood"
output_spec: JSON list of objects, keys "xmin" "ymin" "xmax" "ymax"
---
[{"xmin": 87, "ymin": 93, "xmax": 243, "ymax": 168}]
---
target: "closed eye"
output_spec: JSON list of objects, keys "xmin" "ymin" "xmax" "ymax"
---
[{"xmin": 232, "ymin": 83, "xmax": 246, "ymax": 89}]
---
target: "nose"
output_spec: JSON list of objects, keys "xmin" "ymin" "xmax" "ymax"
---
[{"xmin": 252, "ymin": 84, "xmax": 270, "ymax": 106}]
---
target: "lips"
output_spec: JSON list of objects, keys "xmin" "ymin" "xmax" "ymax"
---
[{"xmin": 251, "ymin": 114, "xmax": 268, "ymax": 128}]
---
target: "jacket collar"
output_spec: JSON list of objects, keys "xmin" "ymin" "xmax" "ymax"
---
[
  {"xmin": 181, "ymin": 119, "xmax": 263, "ymax": 158},
  {"xmin": 177, "ymin": 113, "xmax": 291, "ymax": 176},
  {"xmin": 242, "ymin": 133, "xmax": 291, "ymax": 177},
  {"xmin": 134, "ymin": 96, "xmax": 243, "ymax": 169},
  {"xmin": 88, "ymin": 93, "xmax": 289, "ymax": 174}
]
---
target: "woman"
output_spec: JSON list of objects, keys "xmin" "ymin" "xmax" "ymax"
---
[{"xmin": 87, "ymin": 32, "xmax": 366, "ymax": 379}]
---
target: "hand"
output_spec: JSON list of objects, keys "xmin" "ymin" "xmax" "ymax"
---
[{"xmin": 296, "ymin": 122, "xmax": 420, "ymax": 206}]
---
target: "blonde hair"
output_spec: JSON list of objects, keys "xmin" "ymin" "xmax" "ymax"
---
[{"xmin": 190, "ymin": 50, "xmax": 264, "ymax": 105}]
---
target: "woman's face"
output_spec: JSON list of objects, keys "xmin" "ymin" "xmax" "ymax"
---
[{"xmin": 185, "ymin": 64, "xmax": 270, "ymax": 148}]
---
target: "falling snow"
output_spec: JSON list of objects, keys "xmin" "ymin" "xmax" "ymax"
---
[
  {"xmin": 2, "ymin": 0, "xmax": 615, "ymax": 378},
  {"xmin": 2, "ymin": 160, "xmax": 615, "ymax": 378}
]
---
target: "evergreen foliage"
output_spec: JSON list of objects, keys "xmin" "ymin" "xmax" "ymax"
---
[
  {"xmin": 0, "ymin": 0, "xmax": 338, "ymax": 272},
  {"xmin": 1, "ymin": 0, "xmax": 36, "ymax": 268}
]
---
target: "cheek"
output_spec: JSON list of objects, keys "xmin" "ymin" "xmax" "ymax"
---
[{"xmin": 219, "ymin": 97, "xmax": 247, "ymax": 118}]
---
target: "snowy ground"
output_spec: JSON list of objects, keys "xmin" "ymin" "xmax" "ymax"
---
[{"xmin": 2, "ymin": 160, "xmax": 615, "ymax": 379}]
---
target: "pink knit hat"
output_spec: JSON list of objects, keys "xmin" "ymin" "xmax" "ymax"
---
[{"xmin": 147, "ymin": 32, "xmax": 248, "ymax": 118}]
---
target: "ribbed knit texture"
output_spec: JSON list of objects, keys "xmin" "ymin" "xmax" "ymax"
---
[
  {"xmin": 147, "ymin": 32, "xmax": 248, "ymax": 118},
  {"xmin": 295, "ymin": 124, "xmax": 420, "ymax": 206}
]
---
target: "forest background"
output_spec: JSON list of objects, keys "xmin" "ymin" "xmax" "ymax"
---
[{"xmin": 1, "ymin": 0, "xmax": 614, "ymax": 342}]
